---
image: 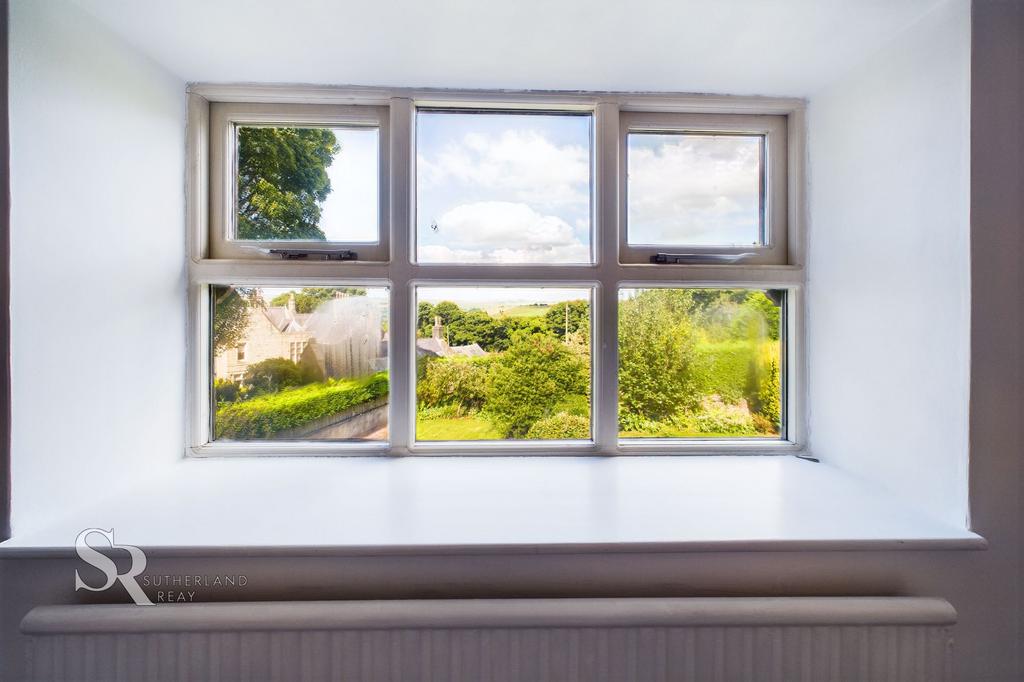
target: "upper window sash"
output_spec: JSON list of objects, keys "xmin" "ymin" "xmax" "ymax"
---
[
  {"xmin": 209, "ymin": 102, "xmax": 390, "ymax": 261},
  {"xmin": 618, "ymin": 112, "xmax": 788, "ymax": 266}
]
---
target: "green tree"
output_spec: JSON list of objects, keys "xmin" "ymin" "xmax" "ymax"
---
[
  {"xmin": 417, "ymin": 302, "xmax": 436, "ymax": 335},
  {"xmin": 211, "ymin": 286, "xmax": 262, "ymax": 354},
  {"xmin": 237, "ymin": 127, "xmax": 340, "ymax": 240},
  {"xmin": 618, "ymin": 289, "xmax": 703, "ymax": 423},
  {"xmin": 417, "ymin": 357, "xmax": 492, "ymax": 411},
  {"xmin": 269, "ymin": 287, "xmax": 366, "ymax": 313},
  {"xmin": 243, "ymin": 358, "xmax": 318, "ymax": 396},
  {"xmin": 487, "ymin": 333, "xmax": 589, "ymax": 437},
  {"xmin": 544, "ymin": 300, "xmax": 590, "ymax": 340}
]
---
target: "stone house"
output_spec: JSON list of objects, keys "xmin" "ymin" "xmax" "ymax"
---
[{"xmin": 214, "ymin": 294, "xmax": 385, "ymax": 384}]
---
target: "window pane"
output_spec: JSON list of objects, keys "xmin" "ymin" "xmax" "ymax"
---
[
  {"xmin": 416, "ymin": 111, "xmax": 592, "ymax": 264},
  {"xmin": 235, "ymin": 126, "xmax": 378, "ymax": 242},
  {"xmin": 211, "ymin": 285, "xmax": 389, "ymax": 442},
  {"xmin": 415, "ymin": 287, "xmax": 592, "ymax": 441},
  {"xmin": 627, "ymin": 133, "xmax": 763, "ymax": 246},
  {"xmin": 618, "ymin": 288, "xmax": 782, "ymax": 439}
]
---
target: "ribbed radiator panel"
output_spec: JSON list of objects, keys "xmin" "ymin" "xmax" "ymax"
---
[{"xmin": 21, "ymin": 598, "xmax": 955, "ymax": 682}]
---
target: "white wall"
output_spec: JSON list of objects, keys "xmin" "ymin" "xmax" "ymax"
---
[
  {"xmin": 806, "ymin": 0, "xmax": 971, "ymax": 527},
  {"xmin": 8, "ymin": 0, "xmax": 186, "ymax": 534}
]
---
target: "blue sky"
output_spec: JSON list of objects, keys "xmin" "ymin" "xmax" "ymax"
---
[
  {"xmin": 316, "ymin": 127, "xmax": 379, "ymax": 242},
  {"xmin": 270, "ymin": 117, "xmax": 762, "ymax": 255},
  {"xmin": 415, "ymin": 111, "xmax": 592, "ymax": 264},
  {"xmin": 627, "ymin": 133, "xmax": 762, "ymax": 246}
]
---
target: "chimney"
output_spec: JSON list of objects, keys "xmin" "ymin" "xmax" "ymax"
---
[
  {"xmin": 287, "ymin": 293, "xmax": 297, "ymax": 314},
  {"xmin": 432, "ymin": 315, "xmax": 443, "ymax": 342}
]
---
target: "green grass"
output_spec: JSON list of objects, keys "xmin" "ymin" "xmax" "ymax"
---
[
  {"xmin": 491, "ymin": 304, "xmax": 551, "ymax": 318},
  {"xmin": 416, "ymin": 414, "xmax": 503, "ymax": 440}
]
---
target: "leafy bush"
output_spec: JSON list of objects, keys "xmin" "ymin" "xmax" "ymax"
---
[
  {"xmin": 526, "ymin": 413, "xmax": 590, "ymax": 439},
  {"xmin": 695, "ymin": 341, "xmax": 756, "ymax": 403},
  {"xmin": 753, "ymin": 357, "xmax": 781, "ymax": 427},
  {"xmin": 618, "ymin": 289, "xmax": 702, "ymax": 421},
  {"xmin": 214, "ymin": 378, "xmax": 241, "ymax": 404},
  {"xmin": 215, "ymin": 372, "xmax": 388, "ymax": 439},
  {"xmin": 752, "ymin": 413, "xmax": 778, "ymax": 435},
  {"xmin": 243, "ymin": 358, "xmax": 319, "ymax": 396},
  {"xmin": 679, "ymin": 397, "xmax": 757, "ymax": 436},
  {"xmin": 552, "ymin": 394, "xmax": 590, "ymax": 418},
  {"xmin": 417, "ymin": 357, "xmax": 492, "ymax": 410},
  {"xmin": 487, "ymin": 333, "xmax": 589, "ymax": 438}
]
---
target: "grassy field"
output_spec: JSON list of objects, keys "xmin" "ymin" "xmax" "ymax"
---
[
  {"xmin": 486, "ymin": 304, "xmax": 551, "ymax": 318},
  {"xmin": 416, "ymin": 414, "xmax": 503, "ymax": 440}
]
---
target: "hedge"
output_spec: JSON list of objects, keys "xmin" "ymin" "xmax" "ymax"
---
[{"xmin": 215, "ymin": 372, "xmax": 388, "ymax": 439}]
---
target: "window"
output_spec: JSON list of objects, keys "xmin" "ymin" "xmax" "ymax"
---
[
  {"xmin": 415, "ymin": 286, "xmax": 593, "ymax": 442},
  {"xmin": 619, "ymin": 112, "xmax": 788, "ymax": 265},
  {"xmin": 208, "ymin": 103, "xmax": 389, "ymax": 261},
  {"xmin": 210, "ymin": 285, "xmax": 389, "ymax": 443},
  {"xmin": 188, "ymin": 88, "xmax": 802, "ymax": 455},
  {"xmin": 415, "ymin": 110, "xmax": 593, "ymax": 264}
]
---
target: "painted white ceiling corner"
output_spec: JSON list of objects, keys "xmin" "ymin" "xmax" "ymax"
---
[{"xmin": 66, "ymin": 0, "xmax": 947, "ymax": 97}]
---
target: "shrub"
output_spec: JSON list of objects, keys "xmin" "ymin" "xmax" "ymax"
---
[
  {"xmin": 417, "ymin": 356, "xmax": 492, "ymax": 410},
  {"xmin": 487, "ymin": 333, "xmax": 589, "ymax": 438},
  {"xmin": 753, "ymin": 357, "xmax": 781, "ymax": 427},
  {"xmin": 526, "ymin": 413, "xmax": 590, "ymax": 439},
  {"xmin": 552, "ymin": 394, "xmax": 590, "ymax": 418},
  {"xmin": 681, "ymin": 397, "xmax": 757, "ymax": 436},
  {"xmin": 243, "ymin": 357, "xmax": 318, "ymax": 396},
  {"xmin": 215, "ymin": 372, "xmax": 388, "ymax": 439},
  {"xmin": 695, "ymin": 340, "xmax": 756, "ymax": 403},
  {"xmin": 752, "ymin": 413, "xmax": 778, "ymax": 435},
  {"xmin": 618, "ymin": 289, "xmax": 702, "ymax": 421},
  {"xmin": 214, "ymin": 378, "xmax": 241, "ymax": 404}
]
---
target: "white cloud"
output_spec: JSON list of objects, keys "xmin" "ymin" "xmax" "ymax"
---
[
  {"xmin": 418, "ymin": 129, "xmax": 590, "ymax": 208},
  {"xmin": 627, "ymin": 135, "xmax": 761, "ymax": 245},
  {"xmin": 419, "ymin": 201, "xmax": 590, "ymax": 264}
]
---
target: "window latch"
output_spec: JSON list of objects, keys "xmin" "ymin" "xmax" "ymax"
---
[
  {"xmin": 651, "ymin": 252, "xmax": 755, "ymax": 265},
  {"xmin": 269, "ymin": 248, "xmax": 358, "ymax": 261}
]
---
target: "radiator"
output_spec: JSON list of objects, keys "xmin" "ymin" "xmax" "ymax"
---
[{"xmin": 21, "ymin": 597, "xmax": 955, "ymax": 682}]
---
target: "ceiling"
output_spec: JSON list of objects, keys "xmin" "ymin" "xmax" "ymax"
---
[{"xmin": 70, "ymin": 0, "xmax": 947, "ymax": 97}]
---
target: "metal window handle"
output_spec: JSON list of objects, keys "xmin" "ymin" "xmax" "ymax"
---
[
  {"xmin": 269, "ymin": 248, "xmax": 358, "ymax": 261},
  {"xmin": 651, "ymin": 252, "xmax": 756, "ymax": 265}
]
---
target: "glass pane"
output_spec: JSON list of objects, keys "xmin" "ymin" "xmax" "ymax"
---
[
  {"xmin": 627, "ymin": 133, "xmax": 763, "ymax": 246},
  {"xmin": 235, "ymin": 126, "xmax": 378, "ymax": 242},
  {"xmin": 211, "ymin": 285, "xmax": 389, "ymax": 442},
  {"xmin": 416, "ymin": 111, "xmax": 592, "ymax": 264},
  {"xmin": 618, "ymin": 288, "xmax": 782, "ymax": 439},
  {"xmin": 415, "ymin": 287, "xmax": 592, "ymax": 441}
]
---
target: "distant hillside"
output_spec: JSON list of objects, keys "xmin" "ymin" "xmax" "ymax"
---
[{"xmin": 485, "ymin": 303, "xmax": 552, "ymax": 318}]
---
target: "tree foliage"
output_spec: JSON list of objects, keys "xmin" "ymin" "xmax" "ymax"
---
[
  {"xmin": 211, "ymin": 286, "xmax": 262, "ymax": 354},
  {"xmin": 543, "ymin": 300, "xmax": 590, "ymax": 339},
  {"xmin": 417, "ymin": 357, "xmax": 492, "ymax": 411},
  {"xmin": 487, "ymin": 333, "xmax": 589, "ymax": 438},
  {"xmin": 243, "ymin": 358, "xmax": 319, "ymax": 396},
  {"xmin": 269, "ymin": 287, "xmax": 366, "ymax": 313},
  {"xmin": 618, "ymin": 289, "xmax": 703, "ymax": 422},
  {"xmin": 236, "ymin": 127, "xmax": 340, "ymax": 240}
]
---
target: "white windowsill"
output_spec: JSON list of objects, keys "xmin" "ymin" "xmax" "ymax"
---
[{"xmin": 0, "ymin": 455, "xmax": 983, "ymax": 556}]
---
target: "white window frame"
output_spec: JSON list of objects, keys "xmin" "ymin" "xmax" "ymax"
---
[
  {"xmin": 186, "ymin": 86, "xmax": 806, "ymax": 457},
  {"xmin": 619, "ymin": 112, "xmax": 788, "ymax": 265},
  {"xmin": 208, "ymin": 102, "xmax": 390, "ymax": 261}
]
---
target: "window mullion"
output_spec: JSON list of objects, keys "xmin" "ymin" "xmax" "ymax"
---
[
  {"xmin": 595, "ymin": 101, "xmax": 621, "ymax": 453},
  {"xmin": 388, "ymin": 97, "xmax": 414, "ymax": 455}
]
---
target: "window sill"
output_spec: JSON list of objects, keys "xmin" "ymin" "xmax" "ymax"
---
[{"xmin": 0, "ymin": 455, "xmax": 984, "ymax": 557}]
